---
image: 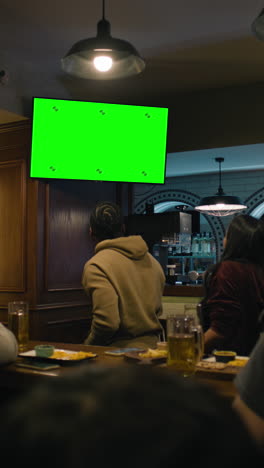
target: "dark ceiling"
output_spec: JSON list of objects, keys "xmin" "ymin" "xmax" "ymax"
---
[{"xmin": 1, "ymin": 0, "xmax": 264, "ymax": 115}]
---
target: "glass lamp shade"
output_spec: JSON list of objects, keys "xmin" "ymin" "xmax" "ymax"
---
[
  {"xmin": 61, "ymin": 19, "xmax": 145, "ymax": 79},
  {"xmin": 195, "ymin": 194, "xmax": 247, "ymax": 217},
  {"xmin": 252, "ymin": 8, "xmax": 264, "ymax": 40}
]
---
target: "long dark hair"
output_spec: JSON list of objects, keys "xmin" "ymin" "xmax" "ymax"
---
[
  {"xmin": 222, "ymin": 214, "xmax": 264, "ymax": 265},
  {"xmin": 203, "ymin": 214, "xmax": 264, "ymax": 289}
]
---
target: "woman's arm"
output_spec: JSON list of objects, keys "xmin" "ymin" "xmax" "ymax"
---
[
  {"xmin": 202, "ymin": 262, "xmax": 242, "ymax": 352},
  {"xmin": 204, "ymin": 327, "xmax": 225, "ymax": 353}
]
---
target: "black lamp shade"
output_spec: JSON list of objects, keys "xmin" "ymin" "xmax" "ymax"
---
[
  {"xmin": 252, "ymin": 8, "xmax": 264, "ymax": 41},
  {"xmin": 195, "ymin": 157, "xmax": 247, "ymax": 216},
  {"xmin": 61, "ymin": 18, "xmax": 145, "ymax": 79},
  {"xmin": 195, "ymin": 193, "xmax": 247, "ymax": 217}
]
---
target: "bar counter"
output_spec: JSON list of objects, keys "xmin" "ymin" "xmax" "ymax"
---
[
  {"xmin": 164, "ymin": 284, "xmax": 204, "ymax": 297},
  {"xmin": 0, "ymin": 340, "xmax": 238, "ymax": 402}
]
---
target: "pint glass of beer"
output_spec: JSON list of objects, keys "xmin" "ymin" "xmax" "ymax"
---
[
  {"xmin": 167, "ymin": 315, "xmax": 197, "ymax": 377},
  {"xmin": 8, "ymin": 301, "xmax": 29, "ymax": 352}
]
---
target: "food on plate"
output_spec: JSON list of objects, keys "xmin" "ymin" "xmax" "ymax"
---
[
  {"xmin": 227, "ymin": 358, "xmax": 249, "ymax": 367},
  {"xmin": 138, "ymin": 348, "xmax": 168, "ymax": 359},
  {"xmin": 196, "ymin": 361, "xmax": 227, "ymax": 370},
  {"xmin": 50, "ymin": 350, "xmax": 96, "ymax": 360}
]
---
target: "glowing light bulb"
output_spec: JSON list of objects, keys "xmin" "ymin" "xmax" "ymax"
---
[{"xmin": 93, "ymin": 56, "xmax": 113, "ymax": 72}]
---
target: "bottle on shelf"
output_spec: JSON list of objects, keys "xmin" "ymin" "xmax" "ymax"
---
[
  {"xmin": 205, "ymin": 232, "xmax": 211, "ymax": 255},
  {"xmin": 168, "ymin": 243, "xmax": 173, "ymax": 257},
  {"xmin": 209, "ymin": 232, "xmax": 216, "ymax": 256},
  {"xmin": 200, "ymin": 232, "xmax": 208, "ymax": 256},
  {"xmin": 180, "ymin": 233, "xmax": 192, "ymax": 255},
  {"xmin": 191, "ymin": 233, "xmax": 199, "ymax": 255}
]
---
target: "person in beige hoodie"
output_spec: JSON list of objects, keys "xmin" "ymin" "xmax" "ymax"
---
[{"xmin": 82, "ymin": 201, "xmax": 165, "ymax": 348}]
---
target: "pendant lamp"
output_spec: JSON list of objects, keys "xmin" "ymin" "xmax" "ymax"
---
[
  {"xmin": 61, "ymin": 0, "xmax": 145, "ymax": 80},
  {"xmin": 195, "ymin": 157, "xmax": 247, "ymax": 217},
  {"xmin": 252, "ymin": 8, "xmax": 264, "ymax": 40}
]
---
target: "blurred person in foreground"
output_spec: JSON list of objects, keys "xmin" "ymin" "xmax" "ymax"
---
[
  {"xmin": 201, "ymin": 214, "xmax": 264, "ymax": 355},
  {"xmin": 233, "ymin": 330, "xmax": 264, "ymax": 449},
  {"xmin": 1, "ymin": 364, "xmax": 263, "ymax": 468},
  {"xmin": 0, "ymin": 322, "xmax": 18, "ymax": 365},
  {"xmin": 82, "ymin": 201, "xmax": 165, "ymax": 348}
]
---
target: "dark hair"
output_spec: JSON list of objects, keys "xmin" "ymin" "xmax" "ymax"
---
[
  {"xmin": 89, "ymin": 201, "xmax": 124, "ymax": 241},
  {"xmin": 1, "ymin": 365, "xmax": 261, "ymax": 468},
  {"xmin": 222, "ymin": 214, "xmax": 264, "ymax": 265},
  {"xmin": 203, "ymin": 214, "xmax": 264, "ymax": 290}
]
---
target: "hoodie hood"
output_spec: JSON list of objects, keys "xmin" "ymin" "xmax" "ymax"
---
[{"xmin": 95, "ymin": 235, "xmax": 148, "ymax": 260}]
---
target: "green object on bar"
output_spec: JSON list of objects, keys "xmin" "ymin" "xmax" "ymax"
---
[{"xmin": 34, "ymin": 345, "xmax": 55, "ymax": 358}]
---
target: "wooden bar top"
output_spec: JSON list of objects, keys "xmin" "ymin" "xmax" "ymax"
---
[
  {"xmin": 0, "ymin": 341, "xmax": 238, "ymax": 401},
  {"xmin": 164, "ymin": 284, "xmax": 204, "ymax": 297}
]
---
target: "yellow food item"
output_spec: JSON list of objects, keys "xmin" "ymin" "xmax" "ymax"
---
[
  {"xmin": 50, "ymin": 350, "xmax": 96, "ymax": 360},
  {"xmin": 227, "ymin": 359, "xmax": 249, "ymax": 367},
  {"xmin": 196, "ymin": 361, "xmax": 227, "ymax": 370},
  {"xmin": 139, "ymin": 348, "xmax": 167, "ymax": 359}
]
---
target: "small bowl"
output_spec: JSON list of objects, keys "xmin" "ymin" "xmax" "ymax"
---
[
  {"xmin": 213, "ymin": 350, "xmax": 237, "ymax": 363},
  {"xmin": 35, "ymin": 344, "xmax": 55, "ymax": 358}
]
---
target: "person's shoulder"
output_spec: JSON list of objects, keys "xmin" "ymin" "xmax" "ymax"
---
[
  {"xmin": 147, "ymin": 253, "xmax": 166, "ymax": 278},
  {"xmin": 218, "ymin": 260, "xmax": 249, "ymax": 274},
  {"xmin": 214, "ymin": 260, "xmax": 235, "ymax": 275},
  {"xmin": 210, "ymin": 261, "xmax": 246, "ymax": 285}
]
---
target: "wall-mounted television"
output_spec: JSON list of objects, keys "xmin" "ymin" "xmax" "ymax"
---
[{"xmin": 30, "ymin": 97, "xmax": 169, "ymax": 184}]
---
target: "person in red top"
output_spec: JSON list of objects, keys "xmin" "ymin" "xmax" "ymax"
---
[{"xmin": 201, "ymin": 214, "xmax": 264, "ymax": 355}]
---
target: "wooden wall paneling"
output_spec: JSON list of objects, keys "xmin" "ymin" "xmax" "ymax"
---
[
  {"xmin": 0, "ymin": 119, "xmax": 38, "ymax": 342},
  {"xmin": 25, "ymin": 176, "xmax": 39, "ymax": 306},
  {"xmin": 37, "ymin": 179, "xmax": 118, "ymax": 303},
  {"xmin": 0, "ymin": 159, "xmax": 26, "ymax": 292},
  {"xmin": 30, "ymin": 303, "xmax": 92, "ymax": 343},
  {"xmin": 45, "ymin": 182, "xmax": 92, "ymax": 291},
  {"xmin": 0, "ymin": 120, "xmax": 31, "ymax": 148},
  {"xmin": 36, "ymin": 180, "xmax": 49, "ymax": 301},
  {"xmin": 116, "ymin": 182, "xmax": 134, "ymax": 216}
]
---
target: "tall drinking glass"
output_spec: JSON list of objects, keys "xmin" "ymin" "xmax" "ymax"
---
[
  {"xmin": 8, "ymin": 301, "xmax": 29, "ymax": 352},
  {"xmin": 184, "ymin": 303, "xmax": 204, "ymax": 362},
  {"xmin": 192, "ymin": 324, "xmax": 204, "ymax": 363},
  {"xmin": 167, "ymin": 315, "xmax": 197, "ymax": 377}
]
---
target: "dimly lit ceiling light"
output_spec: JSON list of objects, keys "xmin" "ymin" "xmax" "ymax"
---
[
  {"xmin": 252, "ymin": 8, "xmax": 264, "ymax": 40},
  {"xmin": 61, "ymin": 0, "xmax": 145, "ymax": 79},
  {"xmin": 195, "ymin": 157, "xmax": 247, "ymax": 217}
]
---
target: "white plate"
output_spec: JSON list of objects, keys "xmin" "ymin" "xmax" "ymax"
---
[{"xmin": 19, "ymin": 348, "xmax": 97, "ymax": 364}]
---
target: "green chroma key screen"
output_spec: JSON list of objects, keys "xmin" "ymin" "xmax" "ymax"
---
[{"xmin": 30, "ymin": 97, "xmax": 169, "ymax": 184}]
